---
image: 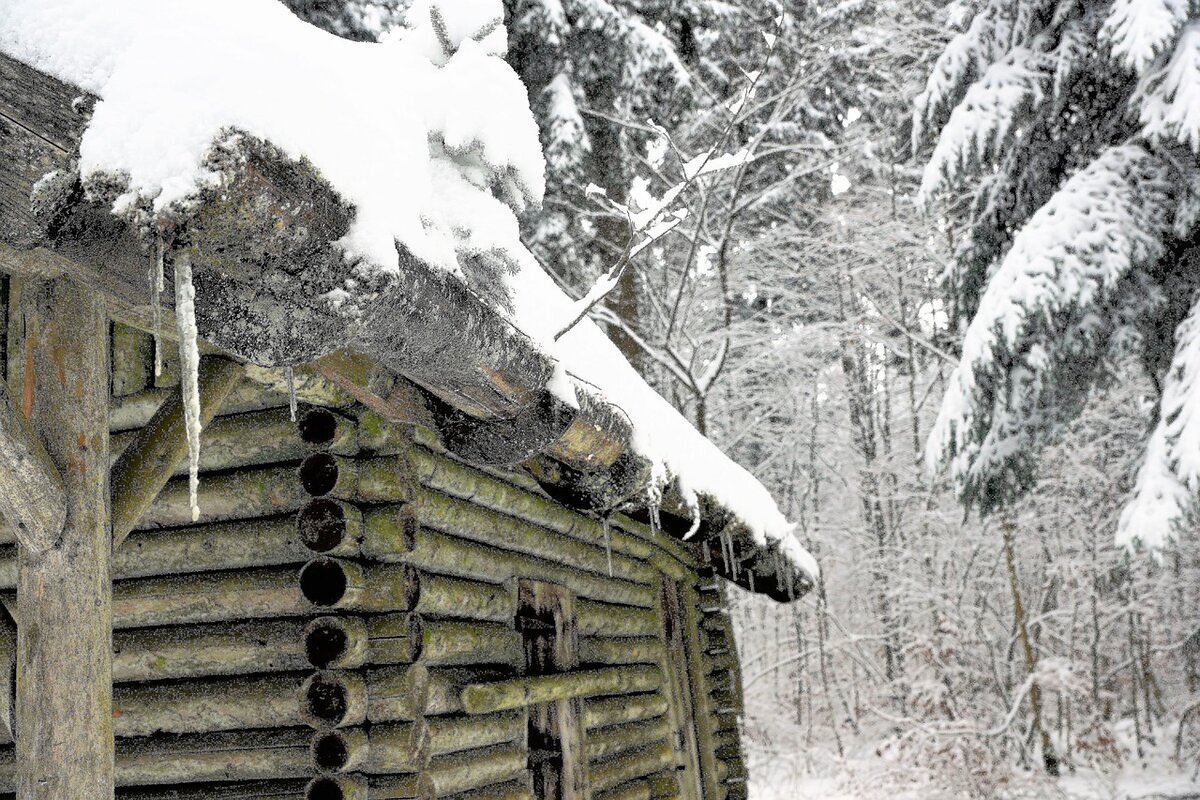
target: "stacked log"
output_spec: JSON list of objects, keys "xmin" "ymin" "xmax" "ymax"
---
[{"xmin": 0, "ymin": 324, "xmax": 752, "ymax": 798}]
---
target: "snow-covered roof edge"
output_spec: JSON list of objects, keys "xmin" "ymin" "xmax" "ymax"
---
[{"xmin": 0, "ymin": 0, "xmax": 818, "ymax": 597}]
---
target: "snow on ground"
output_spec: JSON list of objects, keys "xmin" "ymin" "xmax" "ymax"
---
[
  {"xmin": 748, "ymin": 723, "xmax": 1199, "ymax": 800},
  {"xmin": 0, "ymin": 0, "xmax": 817, "ymax": 577}
]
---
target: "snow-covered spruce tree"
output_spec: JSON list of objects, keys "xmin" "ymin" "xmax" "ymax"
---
[{"xmin": 914, "ymin": 0, "xmax": 1200, "ymax": 548}]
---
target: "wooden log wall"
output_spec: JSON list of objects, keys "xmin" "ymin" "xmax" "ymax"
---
[{"xmin": 0, "ymin": 319, "xmax": 753, "ymax": 800}]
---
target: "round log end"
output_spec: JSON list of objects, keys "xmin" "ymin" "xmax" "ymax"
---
[
  {"xmin": 304, "ymin": 615, "xmax": 367, "ymax": 669},
  {"xmin": 301, "ymin": 670, "xmax": 366, "ymax": 729},
  {"xmin": 311, "ymin": 727, "xmax": 367, "ymax": 772},
  {"xmin": 300, "ymin": 557, "xmax": 356, "ymax": 607},
  {"xmin": 298, "ymin": 499, "xmax": 351, "ymax": 553},
  {"xmin": 300, "ymin": 453, "xmax": 340, "ymax": 496},
  {"xmin": 299, "ymin": 408, "xmax": 339, "ymax": 446},
  {"xmin": 306, "ymin": 775, "xmax": 364, "ymax": 800}
]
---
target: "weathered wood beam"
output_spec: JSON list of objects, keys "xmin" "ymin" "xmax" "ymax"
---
[
  {"xmin": 9, "ymin": 277, "xmax": 113, "ymax": 798},
  {"xmin": 0, "ymin": 380, "xmax": 64, "ymax": 553},
  {"xmin": 110, "ymin": 354, "xmax": 244, "ymax": 545}
]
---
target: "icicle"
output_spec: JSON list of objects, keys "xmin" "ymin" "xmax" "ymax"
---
[
  {"xmin": 173, "ymin": 251, "xmax": 202, "ymax": 523},
  {"xmin": 602, "ymin": 516, "xmax": 613, "ymax": 577},
  {"xmin": 151, "ymin": 236, "xmax": 165, "ymax": 377},
  {"xmin": 286, "ymin": 366, "xmax": 298, "ymax": 422}
]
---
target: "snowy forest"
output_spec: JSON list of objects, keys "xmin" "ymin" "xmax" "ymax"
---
[
  {"xmin": 2, "ymin": 0, "xmax": 1199, "ymax": 798},
  {"xmin": 430, "ymin": 0, "xmax": 1200, "ymax": 797},
  {"xmin": 273, "ymin": 0, "xmax": 1200, "ymax": 797}
]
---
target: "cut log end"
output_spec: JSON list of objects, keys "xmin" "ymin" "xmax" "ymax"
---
[
  {"xmin": 302, "ymin": 672, "xmax": 352, "ymax": 729},
  {"xmin": 299, "ymin": 558, "xmax": 348, "ymax": 607},
  {"xmin": 298, "ymin": 499, "xmax": 348, "ymax": 553},
  {"xmin": 298, "ymin": 408, "xmax": 338, "ymax": 446},
  {"xmin": 300, "ymin": 453, "xmax": 339, "ymax": 497}
]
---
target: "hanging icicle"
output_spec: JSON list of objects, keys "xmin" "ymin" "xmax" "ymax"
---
[
  {"xmin": 286, "ymin": 366, "xmax": 298, "ymax": 422},
  {"xmin": 173, "ymin": 251, "xmax": 203, "ymax": 522},
  {"xmin": 601, "ymin": 515, "xmax": 613, "ymax": 577},
  {"xmin": 151, "ymin": 234, "xmax": 165, "ymax": 377}
]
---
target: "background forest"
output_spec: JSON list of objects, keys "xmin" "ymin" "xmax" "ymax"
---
[{"xmin": 283, "ymin": 1, "xmax": 1200, "ymax": 797}]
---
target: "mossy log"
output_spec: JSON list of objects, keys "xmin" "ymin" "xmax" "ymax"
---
[
  {"xmin": 414, "ymin": 574, "xmax": 516, "ymax": 623},
  {"xmin": 576, "ymin": 601, "xmax": 659, "ymax": 638},
  {"xmin": 115, "ymin": 728, "xmax": 313, "ymax": 786},
  {"xmin": 584, "ymin": 717, "xmax": 671, "ymax": 762},
  {"xmin": 590, "ymin": 772, "xmax": 679, "ymax": 800},
  {"xmin": 424, "ymin": 744, "xmax": 528, "ymax": 797},
  {"xmin": 0, "ymin": 513, "xmax": 326, "ymax": 590},
  {"xmin": 409, "ymin": 489, "xmax": 655, "ymax": 585},
  {"xmin": 587, "ymin": 741, "xmax": 676, "ymax": 794},
  {"xmin": 111, "ymin": 672, "xmax": 310, "ymax": 737},
  {"xmin": 108, "ymin": 567, "xmax": 307, "ymax": 628},
  {"xmin": 423, "ymin": 668, "xmax": 509, "ymax": 718},
  {"xmin": 303, "ymin": 614, "xmax": 420, "ymax": 669},
  {"xmin": 110, "ymin": 355, "xmax": 245, "ymax": 544},
  {"xmin": 299, "ymin": 558, "xmax": 419, "ymax": 613},
  {"xmin": 406, "ymin": 447, "xmax": 653, "ymax": 562},
  {"xmin": 111, "ymin": 323, "xmax": 153, "ymax": 397},
  {"xmin": 109, "ymin": 381, "xmax": 286, "ymax": 434},
  {"xmin": 111, "ymin": 405, "xmax": 356, "ymax": 479},
  {"xmin": 121, "ymin": 515, "xmax": 315, "ymax": 577},
  {"xmin": 438, "ymin": 780, "xmax": 534, "ymax": 800},
  {"xmin": 304, "ymin": 773, "xmax": 434, "ymax": 800},
  {"xmin": 425, "ymin": 710, "xmax": 525, "ymax": 757},
  {"xmin": 138, "ymin": 465, "xmax": 307, "ymax": 530},
  {"xmin": 297, "ymin": 500, "xmax": 388, "ymax": 558},
  {"xmin": 364, "ymin": 665, "xmax": 431, "ymax": 723},
  {"xmin": 113, "ymin": 619, "xmax": 309, "ymax": 682},
  {"xmin": 581, "ymin": 692, "xmax": 668, "ymax": 730},
  {"xmin": 460, "ymin": 666, "xmax": 662, "ymax": 715},
  {"xmin": 115, "ymin": 779, "xmax": 309, "ymax": 799},
  {"xmin": 298, "ymin": 454, "xmax": 415, "ymax": 503},
  {"xmin": 578, "ymin": 636, "xmax": 663, "ymax": 667},
  {"xmin": 420, "ymin": 620, "xmax": 522, "ymax": 668},
  {"xmin": 401, "ymin": 530, "xmax": 654, "ymax": 609},
  {"xmin": 310, "ymin": 722, "xmax": 429, "ymax": 774}
]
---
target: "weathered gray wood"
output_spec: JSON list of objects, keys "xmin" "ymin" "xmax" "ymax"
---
[
  {"xmin": 0, "ymin": 379, "xmax": 64, "ymax": 553},
  {"xmin": 10, "ymin": 277, "xmax": 114, "ymax": 798},
  {"xmin": 111, "ymin": 355, "xmax": 245, "ymax": 544},
  {"xmin": 587, "ymin": 741, "xmax": 675, "ymax": 793},
  {"xmin": 112, "ymin": 619, "xmax": 309, "ymax": 683},
  {"xmin": 112, "ymin": 672, "xmax": 311, "ymax": 737},
  {"xmin": 581, "ymin": 693, "xmax": 668, "ymax": 731},
  {"xmin": 115, "ymin": 728, "xmax": 314, "ymax": 786},
  {"xmin": 0, "ymin": 610, "xmax": 13, "ymax": 745},
  {"xmin": 424, "ymin": 744, "xmax": 528, "ymax": 797}
]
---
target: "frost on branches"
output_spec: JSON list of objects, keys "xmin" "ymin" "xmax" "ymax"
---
[{"xmin": 914, "ymin": 0, "xmax": 1200, "ymax": 549}]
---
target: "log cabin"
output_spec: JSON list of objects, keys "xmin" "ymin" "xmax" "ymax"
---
[{"xmin": 0, "ymin": 6, "xmax": 815, "ymax": 799}]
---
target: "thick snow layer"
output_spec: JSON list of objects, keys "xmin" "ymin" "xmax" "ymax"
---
[{"xmin": 0, "ymin": 0, "xmax": 816, "ymax": 582}]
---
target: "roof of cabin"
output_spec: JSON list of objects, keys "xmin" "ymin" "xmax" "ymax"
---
[{"xmin": 0, "ymin": 0, "xmax": 816, "ymax": 601}]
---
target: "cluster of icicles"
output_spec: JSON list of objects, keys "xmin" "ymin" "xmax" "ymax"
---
[{"xmin": 153, "ymin": 240, "xmax": 298, "ymax": 524}]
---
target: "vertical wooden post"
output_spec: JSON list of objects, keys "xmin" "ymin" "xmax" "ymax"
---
[{"xmin": 10, "ymin": 277, "xmax": 114, "ymax": 798}]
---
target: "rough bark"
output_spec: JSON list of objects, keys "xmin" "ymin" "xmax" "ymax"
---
[
  {"xmin": 0, "ymin": 380, "xmax": 64, "ymax": 553},
  {"xmin": 9, "ymin": 277, "xmax": 113, "ymax": 799}
]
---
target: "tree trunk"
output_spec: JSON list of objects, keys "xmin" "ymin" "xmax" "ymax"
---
[{"xmin": 1002, "ymin": 516, "xmax": 1059, "ymax": 776}]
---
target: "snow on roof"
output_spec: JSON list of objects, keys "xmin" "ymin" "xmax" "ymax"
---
[{"xmin": 0, "ymin": 0, "xmax": 818, "ymax": 582}]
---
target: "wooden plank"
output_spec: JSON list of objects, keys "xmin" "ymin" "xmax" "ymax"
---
[{"xmin": 10, "ymin": 277, "xmax": 113, "ymax": 798}]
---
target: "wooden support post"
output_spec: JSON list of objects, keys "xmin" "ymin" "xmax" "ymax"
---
[
  {"xmin": 9, "ymin": 277, "xmax": 113, "ymax": 798},
  {"xmin": 110, "ymin": 355, "xmax": 244, "ymax": 546}
]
